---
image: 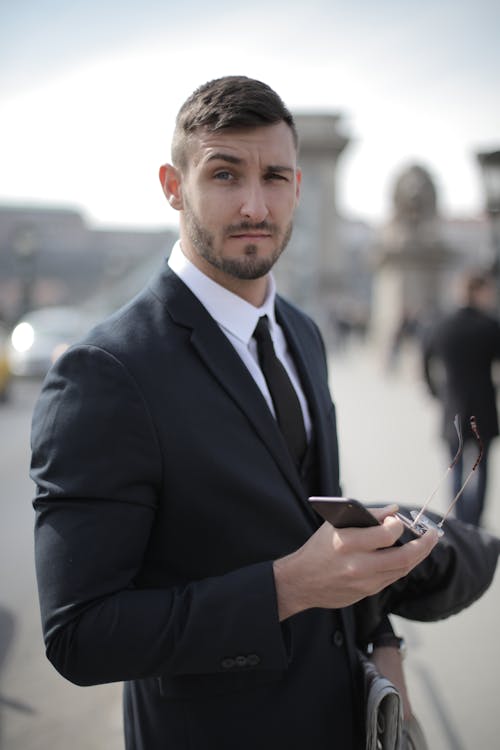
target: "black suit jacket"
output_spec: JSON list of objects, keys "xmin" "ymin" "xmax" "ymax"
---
[
  {"xmin": 31, "ymin": 263, "xmax": 364, "ymax": 749},
  {"xmin": 423, "ymin": 305, "xmax": 500, "ymax": 443}
]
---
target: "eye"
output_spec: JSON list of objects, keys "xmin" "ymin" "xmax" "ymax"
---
[
  {"xmin": 214, "ymin": 170, "xmax": 234, "ymax": 181},
  {"xmin": 265, "ymin": 172, "xmax": 288, "ymax": 182}
]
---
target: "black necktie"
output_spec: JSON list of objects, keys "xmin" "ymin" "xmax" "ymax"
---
[{"xmin": 253, "ymin": 316, "xmax": 307, "ymax": 466}]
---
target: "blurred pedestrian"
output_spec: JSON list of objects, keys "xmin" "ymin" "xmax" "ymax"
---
[
  {"xmin": 388, "ymin": 306, "xmax": 421, "ymax": 371},
  {"xmin": 423, "ymin": 271, "xmax": 500, "ymax": 526}
]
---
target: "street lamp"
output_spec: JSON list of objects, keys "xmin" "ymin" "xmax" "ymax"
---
[{"xmin": 476, "ymin": 150, "xmax": 500, "ymax": 310}]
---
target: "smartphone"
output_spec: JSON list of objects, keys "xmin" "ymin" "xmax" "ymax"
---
[{"xmin": 308, "ymin": 497, "xmax": 380, "ymax": 529}]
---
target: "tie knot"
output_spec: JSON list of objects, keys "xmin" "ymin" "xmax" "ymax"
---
[{"xmin": 253, "ymin": 315, "xmax": 272, "ymax": 344}]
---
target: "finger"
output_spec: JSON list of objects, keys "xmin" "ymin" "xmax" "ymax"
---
[
  {"xmin": 369, "ymin": 514, "xmax": 406, "ymax": 548},
  {"xmin": 375, "ymin": 528, "xmax": 439, "ymax": 575},
  {"xmin": 370, "ymin": 504, "xmax": 399, "ymax": 522},
  {"xmin": 333, "ymin": 515, "xmax": 404, "ymax": 552},
  {"xmin": 409, "ymin": 528, "xmax": 440, "ymax": 565}
]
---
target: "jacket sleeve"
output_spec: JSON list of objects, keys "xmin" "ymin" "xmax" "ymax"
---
[
  {"xmin": 354, "ymin": 508, "xmax": 500, "ymax": 643},
  {"xmin": 31, "ymin": 344, "xmax": 289, "ymax": 687}
]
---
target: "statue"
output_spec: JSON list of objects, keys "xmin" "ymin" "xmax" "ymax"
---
[
  {"xmin": 377, "ymin": 164, "xmax": 450, "ymax": 263},
  {"xmin": 371, "ymin": 164, "xmax": 457, "ymax": 366}
]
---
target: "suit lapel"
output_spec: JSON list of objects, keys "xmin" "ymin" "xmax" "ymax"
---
[{"xmin": 152, "ymin": 268, "xmax": 307, "ymax": 503}]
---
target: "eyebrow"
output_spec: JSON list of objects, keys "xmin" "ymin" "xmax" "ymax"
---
[
  {"xmin": 205, "ymin": 152, "xmax": 295, "ymax": 175},
  {"xmin": 205, "ymin": 152, "xmax": 242, "ymax": 165}
]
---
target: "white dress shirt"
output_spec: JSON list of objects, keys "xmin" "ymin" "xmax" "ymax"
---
[{"xmin": 168, "ymin": 241, "xmax": 312, "ymax": 438}]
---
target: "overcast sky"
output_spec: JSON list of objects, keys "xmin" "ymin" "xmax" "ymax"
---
[{"xmin": 1, "ymin": 0, "xmax": 499, "ymax": 229}]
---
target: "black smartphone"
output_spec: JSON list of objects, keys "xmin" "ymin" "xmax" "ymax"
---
[{"xmin": 308, "ymin": 497, "xmax": 380, "ymax": 528}]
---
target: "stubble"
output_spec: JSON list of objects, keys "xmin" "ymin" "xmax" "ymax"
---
[{"xmin": 183, "ymin": 200, "xmax": 293, "ymax": 280}]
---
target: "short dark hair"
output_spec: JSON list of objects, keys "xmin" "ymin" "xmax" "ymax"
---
[
  {"xmin": 461, "ymin": 271, "xmax": 494, "ymax": 306},
  {"xmin": 171, "ymin": 76, "xmax": 298, "ymax": 169}
]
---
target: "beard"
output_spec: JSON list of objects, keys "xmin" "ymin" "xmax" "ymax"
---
[{"xmin": 184, "ymin": 201, "xmax": 293, "ymax": 280}]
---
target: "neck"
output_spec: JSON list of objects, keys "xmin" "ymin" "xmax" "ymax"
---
[
  {"xmin": 179, "ymin": 240, "xmax": 271, "ymax": 307},
  {"xmin": 218, "ymin": 275, "xmax": 270, "ymax": 307}
]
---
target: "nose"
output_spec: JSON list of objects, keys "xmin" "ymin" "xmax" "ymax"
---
[{"xmin": 239, "ymin": 181, "xmax": 269, "ymax": 222}]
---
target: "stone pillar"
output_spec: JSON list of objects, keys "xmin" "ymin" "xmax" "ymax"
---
[{"xmin": 275, "ymin": 114, "xmax": 349, "ymax": 332}]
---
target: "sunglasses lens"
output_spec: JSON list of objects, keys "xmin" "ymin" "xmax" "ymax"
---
[{"xmin": 395, "ymin": 511, "xmax": 444, "ymax": 538}]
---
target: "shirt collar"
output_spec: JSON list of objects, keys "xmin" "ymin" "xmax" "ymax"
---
[{"xmin": 168, "ymin": 240, "xmax": 277, "ymax": 344}]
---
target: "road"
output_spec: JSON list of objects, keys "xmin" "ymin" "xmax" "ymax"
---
[
  {"xmin": 0, "ymin": 380, "xmax": 122, "ymax": 750},
  {"xmin": 1, "ymin": 343, "xmax": 499, "ymax": 749}
]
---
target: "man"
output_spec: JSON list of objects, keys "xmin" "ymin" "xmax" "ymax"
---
[
  {"xmin": 423, "ymin": 271, "xmax": 500, "ymax": 526},
  {"xmin": 32, "ymin": 76, "xmax": 438, "ymax": 749}
]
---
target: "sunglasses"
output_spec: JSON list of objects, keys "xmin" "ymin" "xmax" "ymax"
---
[{"xmin": 395, "ymin": 415, "xmax": 483, "ymax": 537}]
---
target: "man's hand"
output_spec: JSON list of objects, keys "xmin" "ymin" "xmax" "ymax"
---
[{"xmin": 273, "ymin": 506, "xmax": 439, "ymax": 621}]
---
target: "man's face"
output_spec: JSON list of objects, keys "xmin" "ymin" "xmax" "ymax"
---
[{"xmin": 172, "ymin": 121, "xmax": 301, "ymax": 294}]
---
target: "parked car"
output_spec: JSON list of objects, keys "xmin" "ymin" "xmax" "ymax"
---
[
  {"xmin": 7, "ymin": 243, "xmax": 171, "ymax": 379},
  {"xmin": 7, "ymin": 306, "xmax": 95, "ymax": 378}
]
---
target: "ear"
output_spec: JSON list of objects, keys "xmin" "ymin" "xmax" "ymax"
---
[
  {"xmin": 295, "ymin": 167, "xmax": 302, "ymax": 202},
  {"xmin": 159, "ymin": 163, "xmax": 184, "ymax": 211}
]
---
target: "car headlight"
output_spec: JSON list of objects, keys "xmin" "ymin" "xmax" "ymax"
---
[{"xmin": 11, "ymin": 322, "xmax": 35, "ymax": 353}]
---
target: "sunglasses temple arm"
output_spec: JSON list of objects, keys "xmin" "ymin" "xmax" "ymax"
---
[
  {"xmin": 413, "ymin": 414, "xmax": 464, "ymax": 528},
  {"xmin": 440, "ymin": 419, "xmax": 484, "ymax": 527},
  {"xmin": 411, "ymin": 467, "xmax": 452, "ymax": 526},
  {"xmin": 439, "ymin": 467, "xmax": 476, "ymax": 526}
]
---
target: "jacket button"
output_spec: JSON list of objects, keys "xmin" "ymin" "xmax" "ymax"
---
[
  {"xmin": 235, "ymin": 656, "xmax": 248, "ymax": 667},
  {"xmin": 331, "ymin": 629, "xmax": 344, "ymax": 647},
  {"xmin": 221, "ymin": 657, "xmax": 235, "ymax": 670},
  {"xmin": 247, "ymin": 654, "xmax": 260, "ymax": 667}
]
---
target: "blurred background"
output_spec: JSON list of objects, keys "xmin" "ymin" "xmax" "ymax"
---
[{"xmin": 1, "ymin": 1, "xmax": 500, "ymax": 748}]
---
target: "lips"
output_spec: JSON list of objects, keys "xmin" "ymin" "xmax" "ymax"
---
[
  {"xmin": 230, "ymin": 233, "xmax": 271, "ymax": 239},
  {"xmin": 226, "ymin": 223, "xmax": 275, "ymax": 240}
]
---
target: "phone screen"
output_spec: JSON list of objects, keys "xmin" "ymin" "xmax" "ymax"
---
[
  {"xmin": 308, "ymin": 497, "xmax": 408, "ymax": 547},
  {"xmin": 308, "ymin": 497, "xmax": 380, "ymax": 528}
]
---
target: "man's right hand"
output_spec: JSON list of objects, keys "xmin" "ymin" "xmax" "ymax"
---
[{"xmin": 273, "ymin": 509, "xmax": 439, "ymax": 621}]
